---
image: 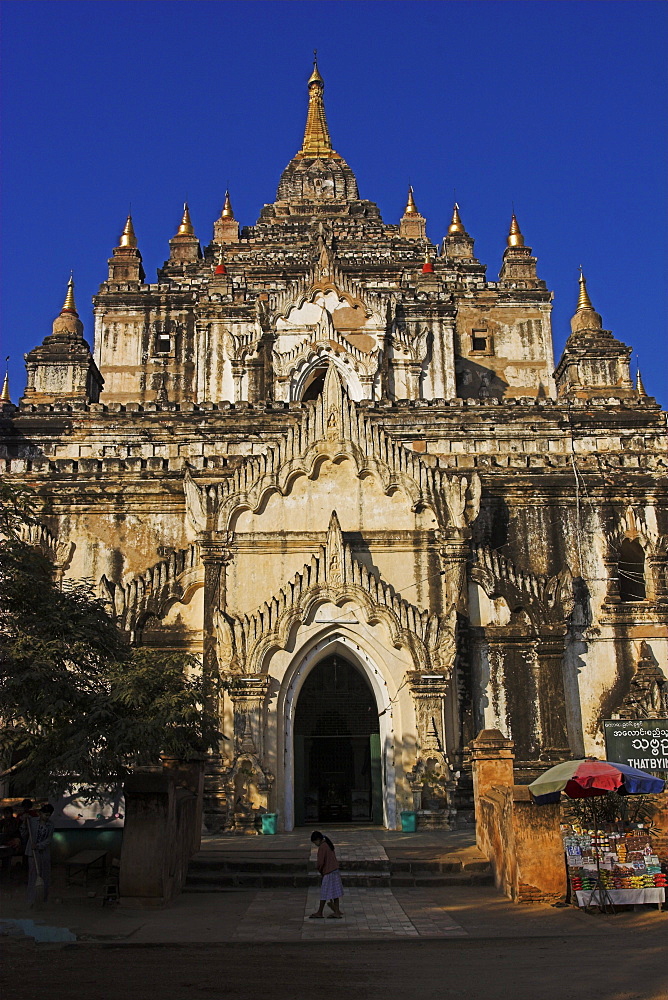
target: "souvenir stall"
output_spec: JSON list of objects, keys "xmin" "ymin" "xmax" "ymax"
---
[
  {"xmin": 528, "ymin": 757, "xmax": 666, "ymax": 911},
  {"xmin": 562, "ymin": 823, "xmax": 666, "ymax": 908}
]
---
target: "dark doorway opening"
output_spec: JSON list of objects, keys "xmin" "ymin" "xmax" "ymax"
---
[{"xmin": 294, "ymin": 655, "xmax": 382, "ymax": 825}]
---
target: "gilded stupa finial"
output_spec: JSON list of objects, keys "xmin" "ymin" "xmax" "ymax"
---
[
  {"xmin": 577, "ymin": 267, "xmax": 594, "ymax": 311},
  {"xmin": 119, "ymin": 213, "xmax": 137, "ymax": 249},
  {"xmin": 221, "ymin": 190, "xmax": 234, "ymax": 219},
  {"xmin": 636, "ymin": 368, "xmax": 647, "ymax": 398},
  {"xmin": 308, "ymin": 49, "xmax": 324, "ymax": 86},
  {"xmin": 296, "ymin": 53, "xmax": 339, "ymax": 160},
  {"xmin": 1, "ymin": 361, "xmax": 10, "ymax": 404},
  {"xmin": 448, "ymin": 203, "xmax": 465, "ymax": 235},
  {"xmin": 177, "ymin": 202, "xmax": 195, "ymax": 236},
  {"xmin": 61, "ymin": 273, "xmax": 78, "ymax": 315},
  {"xmin": 507, "ymin": 212, "xmax": 524, "ymax": 248},
  {"xmin": 404, "ymin": 186, "xmax": 418, "ymax": 216}
]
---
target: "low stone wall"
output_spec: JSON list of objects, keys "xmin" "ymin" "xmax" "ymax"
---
[
  {"xmin": 471, "ymin": 729, "xmax": 566, "ymax": 903},
  {"xmin": 119, "ymin": 761, "xmax": 203, "ymax": 907}
]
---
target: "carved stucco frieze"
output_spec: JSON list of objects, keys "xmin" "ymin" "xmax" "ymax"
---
[
  {"xmin": 470, "ymin": 545, "xmax": 575, "ymax": 630},
  {"xmin": 99, "ymin": 543, "xmax": 201, "ymax": 635},
  {"xmin": 20, "ymin": 521, "xmax": 75, "ymax": 579},
  {"xmin": 223, "ymin": 510, "xmax": 454, "ymax": 677},
  {"xmin": 192, "ymin": 364, "xmax": 481, "ymax": 537}
]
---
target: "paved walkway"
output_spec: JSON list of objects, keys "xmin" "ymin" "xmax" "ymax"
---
[{"xmin": 1, "ymin": 827, "xmax": 665, "ymax": 945}]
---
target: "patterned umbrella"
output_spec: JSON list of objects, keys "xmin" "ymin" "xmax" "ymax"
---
[{"xmin": 528, "ymin": 758, "xmax": 665, "ymax": 805}]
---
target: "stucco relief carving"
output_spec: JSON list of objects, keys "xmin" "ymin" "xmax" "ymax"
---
[
  {"xmin": 20, "ymin": 522, "xmax": 75, "ymax": 577},
  {"xmin": 184, "ymin": 466, "xmax": 208, "ymax": 533},
  {"xmin": 99, "ymin": 543, "xmax": 201, "ymax": 634},
  {"xmin": 604, "ymin": 505, "xmax": 668, "ymax": 601},
  {"xmin": 223, "ymin": 510, "xmax": 454, "ymax": 677},
  {"xmin": 616, "ymin": 642, "xmax": 668, "ymax": 719},
  {"xmin": 470, "ymin": 545, "xmax": 575, "ymax": 629},
  {"xmin": 205, "ymin": 364, "xmax": 481, "ymax": 536}
]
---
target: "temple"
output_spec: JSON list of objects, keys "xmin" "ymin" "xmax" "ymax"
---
[{"xmin": 2, "ymin": 59, "xmax": 667, "ymax": 831}]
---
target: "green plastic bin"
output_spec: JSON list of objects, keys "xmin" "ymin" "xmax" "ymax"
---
[
  {"xmin": 400, "ymin": 811, "xmax": 417, "ymax": 833},
  {"xmin": 261, "ymin": 813, "xmax": 278, "ymax": 835}
]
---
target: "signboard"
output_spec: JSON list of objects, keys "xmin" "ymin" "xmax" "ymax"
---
[{"xmin": 603, "ymin": 719, "xmax": 668, "ymax": 774}]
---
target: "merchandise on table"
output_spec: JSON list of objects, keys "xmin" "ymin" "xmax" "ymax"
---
[{"xmin": 561, "ymin": 824, "xmax": 667, "ymax": 895}]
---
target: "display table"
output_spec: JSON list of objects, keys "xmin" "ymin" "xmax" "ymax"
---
[{"xmin": 575, "ymin": 888, "xmax": 665, "ymax": 908}]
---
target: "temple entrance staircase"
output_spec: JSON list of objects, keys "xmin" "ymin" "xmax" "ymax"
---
[{"xmin": 185, "ymin": 827, "xmax": 492, "ymax": 892}]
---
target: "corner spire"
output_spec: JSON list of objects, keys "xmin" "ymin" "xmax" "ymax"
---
[
  {"xmin": 221, "ymin": 190, "xmax": 234, "ymax": 219},
  {"xmin": 577, "ymin": 268, "xmax": 594, "ymax": 311},
  {"xmin": 296, "ymin": 54, "xmax": 340, "ymax": 160},
  {"xmin": 119, "ymin": 214, "xmax": 137, "ymax": 248},
  {"xmin": 448, "ymin": 203, "xmax": 465, "ymax": 235},
  {"xmin": 61, "ymin": 274, "xmax": 78, "ymax": 315},
  {"xmin": 636, "ymin": 368, "xmax": 648, "ymax": 398},
  {"xmin": 1, "ymin": 367, "xmax": 10, "ymax": 404},
  {"xmin": 177, "ymin": 202, "xmax": 195, "ymax": 236},
  {"xmin": 404, "ymin": 186, "xmax": 418, "ymax": 216},
  {"xmin": 507, "ymin": 212, "xmax": 524, "ymax": 248}
]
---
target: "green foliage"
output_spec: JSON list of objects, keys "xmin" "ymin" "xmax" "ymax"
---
[
  {"xmin": 567, "ymin": 792, "xmax": 654, "ymax": 828},
  {"xmin": 0, "ymin": 483, "xmax": 223, "ymax": 794}
]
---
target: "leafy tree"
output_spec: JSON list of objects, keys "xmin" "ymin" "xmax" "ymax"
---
[{"xmin": 0, "ymin": 481, "xmax": 222, "ymax": 794}]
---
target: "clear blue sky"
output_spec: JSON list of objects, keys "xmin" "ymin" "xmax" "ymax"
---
[{"xmin": 1, "ymin": 0, "xmax": 666, "ymax": 404}]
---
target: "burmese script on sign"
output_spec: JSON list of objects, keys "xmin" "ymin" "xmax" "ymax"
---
[{"xmin": 603, "ymin": 719, "xmax": 668, "ymax": 773}]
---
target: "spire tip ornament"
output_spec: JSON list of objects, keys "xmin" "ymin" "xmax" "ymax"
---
[
  {"xmin": 297, "ymin": 54, "xmax": 339, "ymax": 159},
  {"xmin": 119, "ymin": 213, "xmax": 137, "ymax": 249},
  {"xmin": 636, "ymin": 368, "xmax": 648, "ymax": 398},
  {"xmin": 507, "ymin": 212, "xmax": 524, "ymax": 248},
  {"xmin": 1, "ymin": 366, "xmax": 10, "ymax": 405},
  {"xmin": 577, "ymin": 267, "xmax": 594, "ymax": 311},
  {"xmin": 177, "ymin": 202, "xmax": 195, "ymax": 237},
  {"xmin": 61, "ymin": 274, "xmax": 78, "ymax": 315},
  {"xmin": 404, "ymin": 185, "xmax": 418, "ymax": 216},
  {"xmin": 447, "ymin": 202, "xmax": 465, "ymax": 235},
  {"xmin": 221, "ymin": 190, "xmax": 234, "ymax": 219}
]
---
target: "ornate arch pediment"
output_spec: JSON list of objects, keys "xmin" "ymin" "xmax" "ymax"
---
[
  {"xmin": 470, "ymin": 545, "xmax": 574, "ymax": 629},
  {"xmin": 605, "ymin": 505, "xmax": 666, "ymax": 557},
  {"xmin": 184, "ymin": 364, "xmax": 481, "ymax": 534},
  {"xmin": 215, "ymin": 511, "xmax": 454, "ymax": 676},
  {"xmin": 99, "ymin": 543, "xmax": 202, "ymax": 635},
  {"xmin": 20, "ymin": 521, "xmax": 75, "ymax": 575}
]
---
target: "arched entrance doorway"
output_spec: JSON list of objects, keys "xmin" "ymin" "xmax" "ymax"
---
[{"xmin": 293, "ymin": 654, "xmax": 382, "ymax": 825}]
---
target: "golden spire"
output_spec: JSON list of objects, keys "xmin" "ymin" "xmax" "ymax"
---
[
  {"xmin": 507, "ymin": 212, "xmax": 524, "ymax": 248},
  {"xmin": 221, "ymin": 190, "xmax": 234, "ymax": 218},
  {"xmin": 577, "ymin": 268, "xmax": 594, "ymax": 310},
  {"xmin": 447, "ymin": 203, "xmax": 465, "ymax": 235},
  {"xmin": 1, "ymin": 370, "xmax": 10, "ymax": 404},
  {"xmin": 404, "ymin": 186, "xmax": 418, "ymax": 216},
  {"xmin": 119, "ymin": 214, "xmax": 137, "ymax": 248},
  {"xmin": 636, "ymin": 368, "xmax": 647, "ymax": 397},
  {"xmin": 61, "ymin": 274, "xmax": 78, "ymax": 315},
  {"xmin": 177, "ymin": 202, "xmax": 195, "ymax": 236},
  {"xmin": 296, "ymin": 53, "xmax": 339, "ymax": 159}
]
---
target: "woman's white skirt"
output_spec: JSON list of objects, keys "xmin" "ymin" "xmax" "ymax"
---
[{"xmin": 320, "ymin": 870, "xmax": 344, "ymax": 900}]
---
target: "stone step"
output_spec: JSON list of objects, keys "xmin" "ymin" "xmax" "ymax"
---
[
  {"xmin": 184, "ymin": 868, "xmax": 493, "ymax": 891},
  {"xmin": 185, "ymin": 871, "xmax": 391, "ymax": 889},
  {"xmin": 188, "ymin": 856, "xmax": 490, "ymax": 875}
]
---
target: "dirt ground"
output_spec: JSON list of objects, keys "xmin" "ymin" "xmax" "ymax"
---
[{"xmin": 2, "ymin": 934, "xmax": 667, "ymax": 1000}]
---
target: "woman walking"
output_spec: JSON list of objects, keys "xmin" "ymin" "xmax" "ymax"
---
[{"xmin": 309, "ymin": 830, "xmax": 343, "ymax": 919}]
